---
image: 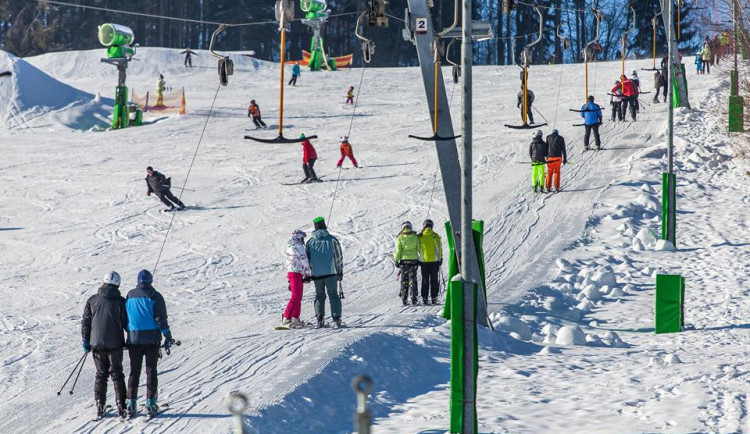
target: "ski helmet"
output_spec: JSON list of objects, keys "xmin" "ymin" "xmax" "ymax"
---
[
  {"xmin": 535, "ymin": 130, "xmax": 543, "ymax": 138},
  {"xmin": 588, "ymin": 95, "xmax": 595, "ymax": 101},
  {"xmin": 340, "ymin": 136, "xmax": 348, "ymax": 142},
  {"xmin": 402, "ymin": 221, "xmax": 412, "ymax": 230},
  {"xmin": 103, "ymin": 271, "xmax": 121, "ymax": 286},
  {"xmin": 300, "ymin": 133, "xmax": 306, "ymax": 139},
  {"xmin": 291, "ymin": 229, "xmax": 306, "ymax": 240},
  {"xmin": 251, "ymin": 99, "xmax": 255, "ymax": 104},
  {"xmin": 137, "ymin": 269, "xmax": 153, "ymax": 284},
  {"xmin": 551, "ymin": 129, "xmax": 558, "ymax": 135},
  {"xmin": 423, "ymin": 219, "xmax": 434, "ymax": 228}
]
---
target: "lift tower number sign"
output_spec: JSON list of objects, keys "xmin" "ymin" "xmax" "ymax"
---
[{"xmin": 415, "ymin": 18, "xmax": 428, "ymax": 34}]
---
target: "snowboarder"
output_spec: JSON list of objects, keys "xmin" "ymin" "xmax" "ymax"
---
[
  {"xmin": 81, "ymin": 271, "xmax": 128, "ymax": 420},
  {"xmin": 618, "ymin": 75, "xmax": 637, "ymax": 121},
  {"xmin": 336, "ymin": 136, "xmax": 359, "ymax": 168},
  {"xmin": 610, "ymin": 81, "xmax": 624, "ymax": 121},
  {"xmin": 155, "ymin": 74, "xmax": 166, "ymax": 108},
  {"xmin": 305, "ymin": 217, "xmax": 344, "ymax": 328},
  {"xmin": 345, "ymin": 86, "xmax": 355, "ymax": 104},
  {"xmin": 653, "ymin": 71, "xmax": 663, "ymax": 103},
  {"xmin": 146, "ymin": 166, "xmax": 185, "ymax": 211},
  {"xmin": 125, "ymin": 270, "xmax": 174, "ymax": 419},
  {"xmin": 418, "ymin": 219, "xmax": 442, "ymax": 305},
  {"xmin": 529, "ymin": 130, "xmax": 547, "ymax": 193},
  {"xmin": 545, "ymin": 129, "xmax": 567, "ymax": 192},
  {"xmin": 281, "ymin": 230, "xmax": 311, "ymax": 328},
  {"xmin": 289, "ymin": 62, "xmax": 301, "ymax": 86},
  {"xmin": 180, "ymin": 48, "xmax": 197, "ymax": 67},
  {"xmin": 300, "ymin": 134, "xmax": 320, "ymax": 183},
  {"xmin": 581, "ymin": 95, "xmax": 603, "ymax": 150},
  {"xmin": 517, "ymin": 85, "xmax": 535, "ymax": 124},
  {"xmin": 248, "ymin": 100, "xmax": 267, "ymax": 129},
  {"xmin": 395, "ymin": 221, "xmax": 422, "ymax": 306}
]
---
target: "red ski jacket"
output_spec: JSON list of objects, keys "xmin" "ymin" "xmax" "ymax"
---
[
  {"xmin": 620, "ymin": 79, "xmax": 636, "ymax": 97},
  {"xmin": 302, "ymin": 139, "xmax": 317, "ymax": 163}
]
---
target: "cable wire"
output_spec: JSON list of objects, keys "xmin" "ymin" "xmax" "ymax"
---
[{"xmin": 152, "ymin": 82, "xmax": 222, "ymax": 276}]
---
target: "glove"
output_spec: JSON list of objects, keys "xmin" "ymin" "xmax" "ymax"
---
[
  {"xmin": 337, "ymin": 274, "xmax": 343, "ymax": 282},
  {"xmin": 395, "ymin": 262, "xmax": 402, "ymax": 269},
  {"xmin": 563, "ymin": 159, "xmax": 568, "ymax": 165},
  {"xmin": 147, "ymin": 191, "xmax": 151, "ymax": 196},
  {"xmin": 163, "ymin": 332, "xmax": 173, "ymax": 348},
  {"xmin": 302, "ymin": 276, "xmax": 311, "ymax": 283},
  {"xmin": 82, "ymin": 339, "xmax": 91, "ymax": 353}
]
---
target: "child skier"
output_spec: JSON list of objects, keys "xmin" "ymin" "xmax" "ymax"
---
[
  {"xmin": 281, "ymin": 230, "xmax": 311, "ymax": 328},
  {"xmin": 394, "ymin": 221, "xmax": 422, "ymax": 306},
  {"xmin": 248, "ymin": 100, "xmax": 267, "ymax": 129},
  {"xmin": 345, "ymin": 86, "xmax": 355, "ymax": 104},
  {"xmin": 610, "ymin": 80, "xmax": 623, "ymax": 121},
  {"xmin": 300, "ymin": 134, "xmax": 320, "ymax": 183},
  {"xmin": 529, "ymin": 130, "xmax": 547, "ymax": 192},
  {"xmin": 336, "ymin": 136, "xmax": 359, "ymax": 168},
  {"xmin": 155, "ymin": 74, "xmax": 166, "ymax": 107},
  {"xmin": 289, "ymin": 62, "xmax": 301, "ymax": 86}
]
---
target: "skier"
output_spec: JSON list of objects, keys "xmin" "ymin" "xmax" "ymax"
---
[
  {"xmin": 281, "ymin": 230, "xmax": 311, "ymax": 328},
  {"xmin": 289, "ymin": 62, "xmax": 301, "ymax": 86},
  {"xmin": 146, "ymin": 166, "xmax": 185, "ymax": 211},
  {"xmin": 125, "ymin": 270, "xmax": 173, "ymax": 419},
  {"xmin": 610, "ymin": 80, "xmax": 624, "ymax": 121},
  {"xmin": 653, "ymin": 71, "xmax": 663, "ymax": 103},
  {"xmin": 529, "ymin": 130, "xmax": 547, "ymax": 193},
  {"xmin": 155, "ymin": 74, "xmax": 166, "ymax": 108},
  {"xmin": 699, "ymin": 41, "xmax": 711, "ymax": 74},
  {"xmin": 299, "ymin": 134, "xmax": 320, "ymax": 183},
  {"xmin": 180, "ymin": 47, "xmax": 197, "ymax": 67},
  {"xmin": 545, "ymin": 129, "xmax": 567, "ymax": 192},
  {"xmin": 619, "ymin": 75, "xmax": 637, "ymax": 121},
  {"xmin": 517, "ymin": 85, "xmax": 535, "ymax": 124},
  {"xmin": 630, "ymin": 71, "xmax": 641, "ymax": 114},
  {"xmin": 305, "ymin": 217, "xmax": 344, "ymax": 328},
  {"xmin": 81, "ymin": 271, "xmax": 128, "ymax": 419},
  {"xmin": 248, "ymin": 100, "xmax": 267, "ymax": 129},
  {"xmin": 335, "ymin": 136, "xmax": 359, "ymax": 168},
  {"xmin": 694, "ymin": 52, "xmax": 703, "ymax": 75},
  {"xmin": 394, "ymin": 221, "xmax": 422, "ymax": 306},
  {"xmin": 345, "ymin": 86, "xmax": 355, "ymax": 104},
  {"xmin": 418, "ymin": 219, "xmax": 442, "ymax": 305},
  {"xmin": 581, "ymin": 95, "xmax": 603, "ymax": 150}
]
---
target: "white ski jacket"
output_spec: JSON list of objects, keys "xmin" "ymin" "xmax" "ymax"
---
[{"xmin": 286, "ymin": 236, "xmax": 311, "ymax": 276}]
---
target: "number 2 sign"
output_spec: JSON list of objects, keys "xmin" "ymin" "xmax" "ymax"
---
[{"xmin": 415, "ymin": 18, "xmax": 428, "ymax": 34}]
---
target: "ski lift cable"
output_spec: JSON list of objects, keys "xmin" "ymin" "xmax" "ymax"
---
[
  {"xmin": 514, "ymin": 0, "xmax": 590, "ymax": 14},
  {"xmin": 35, "ymin": 0, "xmax": 358, "ymax": 29},
  {"xmin": 153, "ymin": 82, "xmax": 223, "ymax": 277}
]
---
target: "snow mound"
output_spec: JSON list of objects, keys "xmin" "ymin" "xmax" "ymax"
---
[
  {"xmin": 0, "ymin": 49, "xmax": 109, "ymax": 130},
  {"xmin": 655, "ymin": 239, "xmax": 676, "ymax": 251},
  {"xmin": 491, "ymin": 314, "xmax": 533, "ymax": 341},
  {"xmin": 633, "ymin": 228, "xmax": 658, "ymax": 250},
  {"xmin": 555, "ymin": 326, "xmax": 586, "ymax": 346}
]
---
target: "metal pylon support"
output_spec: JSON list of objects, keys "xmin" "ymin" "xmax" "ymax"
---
[{"xmin": 404, "ymin": 0, "xmax": 488, "ymax": 328}]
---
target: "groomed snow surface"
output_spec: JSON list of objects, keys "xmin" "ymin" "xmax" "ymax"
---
[{"xmin": 0, "ymin": 47, "xmax": 747, "ymax": 433}]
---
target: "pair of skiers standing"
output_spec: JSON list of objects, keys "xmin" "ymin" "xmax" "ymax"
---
[
  {"xmin": 81, "ymin": 269, "xmax": 174, "ymax": 419},
  {"xmin": 282, "ymin": 217, "xmax": 344, "ymax": 328},
  {"xmin": 530, "ymin": 129, "xmax": 569, "ymax": 193},
  {"xmin": 394, "ymin": 220, "xmax": 443, "ymax": 306}
]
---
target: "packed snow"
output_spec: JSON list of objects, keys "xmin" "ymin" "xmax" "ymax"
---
[{"xmin": 0, "ymin": 45, "xmax": 747, "ymax": 433}]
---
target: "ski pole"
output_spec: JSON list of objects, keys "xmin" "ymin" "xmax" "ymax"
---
[
  {"xmin": 68, "ymin": 351, "xmax": 89, "ymax": 395},
  {"xmin": 163, "ymin": 185, "xmax": 195, "ymax": 192},
  {"xmin": 57, "ymin": 351, "xmax": 87, "ymax": 396},
  {"xmin": 162, "ymin": 339, "xmax": 182, "ymax": 356},
  {"xmin": 338, "ymin": 281, "xmax": 345, "ymax": 300}
]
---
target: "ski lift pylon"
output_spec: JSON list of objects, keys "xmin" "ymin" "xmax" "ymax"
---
[{"xmin": 642, "ymin": 13, "xmax": 663, "ymax": 72}]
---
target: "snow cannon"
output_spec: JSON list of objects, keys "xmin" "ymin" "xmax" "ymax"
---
[
  {"xmin": 98, "ymin": 23, "xmax": 136, "ymax": 59},
  {"xmin": 301, "ymin": 0, "xmax": 329, "ymax": 20}
]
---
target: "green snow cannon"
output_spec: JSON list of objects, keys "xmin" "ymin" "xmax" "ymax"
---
[
  {"xmin": 301, "ymin": 0, "xmax": 328, "ymax": 19},
  {"xmin": 98, "ymin": 23, "xmax": 136, "ymax": 59}
]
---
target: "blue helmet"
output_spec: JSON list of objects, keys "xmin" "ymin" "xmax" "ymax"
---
[{"xmin": 137, "ymin": 269, "xmax": 153, "ymax": 284}]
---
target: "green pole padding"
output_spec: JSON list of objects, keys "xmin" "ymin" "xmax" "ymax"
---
[
  {"xmin": 443, "ymin": 220, "xmax": 487, "ymax": 320},
  {"xmin": 448, "ymin": 278, "xmax": 478, "ymax": 433},
  {"xmin": 729, "ymin": 95, "xmax": 745, "ymax": 132},
  {"xmin": 730, "ymin": 69, "xmax": 739, "ymax": 96},
  {"xmin": 672, "ymin": 64, "xmax": 688, "ymax": 107},
  {"xmin": 655, "ymin": 274, "xmax": 684, "ymax": 334},
  {"xmin": 661, "ymin": 173, "xmax": 676, "ymax": 243}
]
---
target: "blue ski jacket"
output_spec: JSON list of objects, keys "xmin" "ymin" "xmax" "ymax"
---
[
  {"xmin": 125, "ymin": 283, "xmax": 171, "ymax": 346},
  {"xmin": 580, "ymin": 102, "xmax": 603, "ymax": 125},
  {"xmin": 306, "ymin": 229, "xmax": 343, "ymax": 278}
]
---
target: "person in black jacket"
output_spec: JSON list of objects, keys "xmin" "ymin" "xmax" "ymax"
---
[
  {"xmin": 125, "ymin": 269, "xmax": 173, "ymax": 418},
  {"xmin": 180, "ymin": 47, "xmax": 197, "ymax": 67},
  {"xmin": 529, "ymin": 130, "xmax": 547, "ymax": 193},
  {"xmin": 81, "ymin": 271, "xmax": 128, "ymax": 419},
  {"xmin": 146, "ymin": 166, "xmax": 185, "ymax": 211},
  {"xmin": 545, "ymin": 129, "xmax": 567, "ymax": 192}
]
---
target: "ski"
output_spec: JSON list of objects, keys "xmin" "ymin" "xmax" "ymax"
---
[
  {"xmin": 140, "ymin": 403, "xmax": 169, "ymax": 420},
  {"xmin": 281, "ymin": 177, "xmax": 326, "ymax": 186},
  {"xmin": 91, "ymin": 405, "xmax": 113, "ymax": 422}
]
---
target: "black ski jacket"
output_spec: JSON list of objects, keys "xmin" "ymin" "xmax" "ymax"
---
[
  {"xmin": 81, "ymin": 284, "xmax": 128, "ymax": 350},
  {"xmin": 529, "ymin": 137, "xmax": 547, "ymax": 163},
  {"xmin": 546, "ymin": 133, "xmax": 567, "ymax": 161},
  {"xmin": 146, "ymin": 171, "xmax": 168, "ymax": 194}
]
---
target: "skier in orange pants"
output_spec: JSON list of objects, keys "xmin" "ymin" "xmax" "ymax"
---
[
  {"xmin": 336, "ymin": 136, "xmax": 359, "ymax": 168},
  {"xmin": 545, "ymin": 129, "xmax": 567, "ymax": 192}
]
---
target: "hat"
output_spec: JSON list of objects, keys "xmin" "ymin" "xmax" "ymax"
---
[
  {"xmin": 137, "ymin": 269, "xmax": 153, "ymax": 284},
  {"xmin": 632, "ymin": 70, "xmax": 638, "ymax": 75},
  {"xmin": 313, "ymin": 216, "xmax": 326, "ymax": 230},
  {"xmin": 535, "ymin": 130, "xmax": 543, "ymax": 138},
  {"xmin": 402, "ymin": 221, "xmax": 412, "ymax": 230},
  {"xmin": 146, "ymin": 166, "xmax": 153, "ymax": 171},
  {"xmin": 300, "ymin": 133, "xmax": 306, "ymax": 139},
  {"xmin": 251, "ymin": 99, "xmax": 255, "ymax": 103},
  {"xmin": 551, "ymin": 129, "xmax": 559, "ymax": 135},
  {"xmin": 588, "ymin": 95, "xmax": 595, "ymax": 101}
]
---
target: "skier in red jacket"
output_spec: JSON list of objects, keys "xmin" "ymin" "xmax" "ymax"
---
[
  {"xmin": 300, "ymin": 134, "xmax": 320, "ymax": 183},
  {"xmin": 618, "ymin": 75, "xmax": 637, "ymax": 121}
]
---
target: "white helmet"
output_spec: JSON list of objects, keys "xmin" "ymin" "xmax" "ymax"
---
[{"xmin": 103, "ymin": 271, "xmax": 121, "ymax": 286}]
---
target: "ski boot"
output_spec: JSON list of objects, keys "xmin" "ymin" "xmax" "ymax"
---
[
  {"xmin": 291, "ymin": 317, "xmax": 304, "ymax": 329},
  {"xmin": 145, "ymin": 397, "xmax": 159, "ymax": 418},
  {"xmin": 280, "ymin": 317, "xmax": 292, "ymax": 328},
  {"xmin": 402, "ymin": 298, "xmax": 408, "ymax": 306},
  {"xmin": 316, "ymin": 315, "xmax": 325, "ymax": 328},
  {"xmin": 117, "ymin": 403, "xmax": 127, "ymax": 419},
  {"xmin": 411, "ymin": 297, "xmax": 419, "ymax": 306},
  {"xmin": 126, "ymin": 398, "xmax": 137, "ymax": 419},
  {"xmin": 422, "ymin": 297, "xmax": 429, "ymax": 305},
  {"xmin": 301, "ymin": 177, "xmax": 310, "ymax": 184},
  {"xmin": 431, "ymin": 297, "xmax": 438, "ymax": 305},
  {"xmin": 95, "ymin": 402, "xmax": 107, "ymax": 420},
  {"xmin": 332, "ymin": 317, "xmax": 342, "ymax": 328}
]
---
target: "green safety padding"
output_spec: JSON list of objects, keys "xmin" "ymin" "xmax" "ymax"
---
[
  {"xmin": 443, "ymin": 220, "xmax": 486, "ymax": 320},
  {"xmin": 655, "ymin": 274, "xmax": 685, "ymax": 334},
  {"xmin": 448, "ymin": 279, "xmax": 478, "ymax": 433},
  {"xmin": 729, "ymin": 95, "xmax": 744, "ymax": 132},
  {"xmin": 661, "ymin": 173, "xmax": 676, "ymax": 241},
  {"xmin": 672, "ymin": 64, "xmax": 688, "ymax": 107}
]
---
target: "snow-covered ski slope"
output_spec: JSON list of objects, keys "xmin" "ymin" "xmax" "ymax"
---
[{"xmin": 0, "ymin": 46, "xmax": 740, "ymax": 433}]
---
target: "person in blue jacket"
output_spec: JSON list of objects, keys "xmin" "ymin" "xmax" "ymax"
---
[
  {"xmin": 306, "ymin": 217, "xmax": 344, "ymax": 328},
  {"xmin": 581, "ymin": 95, "xmax": 603, "ymax": 150},
  {"xmin": 289, "ymin": 61, "xmax": 301, "ymax": 86},
  {"xmin": 125, "ymin": 269, "xmax": 173, "ymax": 418}
]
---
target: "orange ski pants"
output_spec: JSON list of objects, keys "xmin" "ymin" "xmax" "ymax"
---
[{"xmin": 546, "ymin": 158, "xmax": 562, "ymax": 190}]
